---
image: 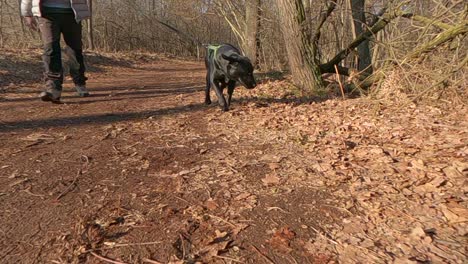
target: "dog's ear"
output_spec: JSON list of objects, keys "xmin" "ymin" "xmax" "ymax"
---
[{"xmin": 222, "ymin": 54, "xmax": 242, "ymax": 63}]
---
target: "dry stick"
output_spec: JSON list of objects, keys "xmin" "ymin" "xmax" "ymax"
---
[
  {"xmin": 334, "ymin": 64, "xmax": 346, "ymax": 99},
  {"xmin": 250, "ymin": 245, "xmax": 276, "ymax": 264},
  {"xmin": 86, "ymin": 241, "xmax": 162, "ymax": 252},
  {"xmin": 214, "ymin": 255, "xmax": 245, "ymax": 263},
  {"xmin": 90, "ymin": 252, "xmax": 128, "ymax": 264},
  {"xmin": 309, "ymin": 226, "xmax": 339, "ymax": 245},
  {"xmin": 142, "ymin": 258, "xmax": 163, "ymax": 264},
  {"xmin": 56, "ymin": 169, "xmax": 82, "ymax": 201},
  {"xmin": 412, "ymin": 54, "xmax": 468, "ymax": 102},
  {"xmin": 207, "ymin": 214, "xmax": 237, "ymax": 228}
]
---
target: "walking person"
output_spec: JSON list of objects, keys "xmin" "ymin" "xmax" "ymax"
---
[{"xmin": 21, "ymin": 0, "xmax": 91, "ymax": 102}]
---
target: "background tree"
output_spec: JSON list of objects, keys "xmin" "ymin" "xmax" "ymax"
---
[
  {"xmin": 275, "ymin": 0, "xmax": 331, "ymax": 91},
  {"xmin": 0, "ymin": 0, "xmax": 465, "ymax": 96},
  {"xmin": 350, "ymin": 0, "xmax": 372, "ymax": 74}
]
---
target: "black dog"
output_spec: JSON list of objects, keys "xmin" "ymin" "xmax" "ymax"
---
[{"xmin": 205, "ymin": 44, "xmax": 256, "ymax": 111}]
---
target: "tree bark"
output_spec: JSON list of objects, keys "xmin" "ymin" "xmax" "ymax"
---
[
  {"xmin": 350, "ymin": 0, "xmax": 372, "ymax": 74},
  {"xmin": 349, "ymin": 21, "xmax": 468, "ymax": 90},
  {"xmin": 320, "ymin": 6, "xmax": 405, "ymax": 74},
  {"xmin": 245, "ymin": 0, "xmax": 260, "ymax": 66},
  {"xmin": 87, "ymin": 0, "xmax": 95, "ymax": 50},
  {"xmin": 405, "ymin": 22, "xmax": 468, "ymax": 59},
  {"xmin": 276, "ymin": 0, "xmax": 325, "ymax": 92}
]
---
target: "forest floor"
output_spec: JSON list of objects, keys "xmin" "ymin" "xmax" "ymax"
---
[{"xmin": 0, "ymin": 49, "xmax": 467, "ymax": 264}]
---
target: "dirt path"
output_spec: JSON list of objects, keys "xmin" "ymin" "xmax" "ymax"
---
[
  {"xmin": 0, "ymin": 59, "xmax": 467, "ymax": 264},
  {"xmin": 0, "ymin": 61, "xmax": 339, "ymax": 263}
]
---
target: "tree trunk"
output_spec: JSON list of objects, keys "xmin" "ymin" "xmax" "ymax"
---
[
  {"xmin": 320, "ymin": 6, "xmax": 405, "ymax": 74},
  {"xmin": 245, "ymin": 0, "xmax": 260, "ymax": 66},
  {"xmin": 276, "ymin": 0, "xmax": 325, "ymax": 92},
  {"xmin": 348, "ymin": 21, "xmax": 468, "ymax": 91},
  {"xmin": 87, "ymin": 0, "xmax": 95, "ymax": 50},
  {"xmin": 255, "ymin": 0, "xmax": 262, "ymax": 69},
  {"xmin": 350, "ymin": 0, "xmax": 372, "ymax": 74}
]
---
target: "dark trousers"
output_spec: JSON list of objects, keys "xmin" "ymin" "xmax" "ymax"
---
[{"xmin": 38, "ymin": 10, "xmax": 87, "ymax": 91}]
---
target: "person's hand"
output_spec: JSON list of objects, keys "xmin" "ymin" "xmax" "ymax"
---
[{"xmin": 24, "ymin": 16, "xmax": 38, "ymax": 31}]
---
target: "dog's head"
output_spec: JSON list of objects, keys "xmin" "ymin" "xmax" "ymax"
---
[{"xmin": 222, "ymin": 54, "xmax": 257, "ymax": 89}]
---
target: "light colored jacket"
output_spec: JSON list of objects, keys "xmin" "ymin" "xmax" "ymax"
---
[{"xmin": 21, "ymin": 0, "xmax": 90, "ymax": 21}]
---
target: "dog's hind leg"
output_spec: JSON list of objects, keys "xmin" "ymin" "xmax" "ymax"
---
[{"xmin": 227, "ymin": 80, "xmax": 236, "ymax": 106}]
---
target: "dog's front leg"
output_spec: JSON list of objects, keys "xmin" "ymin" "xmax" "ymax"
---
[
  {"xmin": 212, "ymin": 81, "xmax": 228, "ymax": 111},
  {"xmin": 205, "ymin": 72, "xmax": 212, "ymax": 105},
  {"xmin": 227, "ymin": 80, "xmax": 236, "ymax": 106}
]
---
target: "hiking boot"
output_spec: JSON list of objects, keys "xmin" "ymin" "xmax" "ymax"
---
[
  {"xmin": 75, "ymin": 85, "xmax": 90, "ymax": 97},
  {"xmin": 40, "ymin": 88, "xmax": 61, "ymax": 103}
]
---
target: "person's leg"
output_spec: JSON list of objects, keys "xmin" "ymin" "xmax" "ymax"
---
[
  {"xmin": 37, "ymin": 14, "xmax": 63, "ymax": 101},
  {"xmin": 61, "ymin": 14, "xmax": 88, "ymax": 96}
]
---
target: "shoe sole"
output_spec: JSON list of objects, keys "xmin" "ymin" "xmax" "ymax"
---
[{"xmin": 40, "ymin": 93, "xmax": 61, "ymax": 103}]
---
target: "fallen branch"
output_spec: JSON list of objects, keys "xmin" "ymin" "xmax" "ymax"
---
[
  {"xmin": 142, "ymin": 258, "xmax": 163, "ymax": 264},
  {"xmin": 86, "ymin": 241, "xmax": 162, "ymax": 252},
  {"xmin": 405, "ymin": 22, "xmax": 468, "ymax": 59},
  {"xmin": 250, "ymin": 245, "xmax": 276, "ymax": 264},
  {"xmin": 215, "ymin": 255, "xmax": 244, "ymax": 263},
  {"xmin": 411, "ymin": 54, "xmax": 468, "ymax": 101},
  {"xmin": 320, "ymin": 2, "xmax": 408, "ymax": 73},
  {"xmin": 348, "ymin": 21, "xmax": 468, "ymax": 90},
  {"xmin": 90, "ymin": 252, "xmax": 127, "ymax": 264},
  {"xmin": 405, "ymin": 14, "xmax": 453, "ymax": 30},
  {"xmin": 55, "ymin": 169, "xmax": 82, "ymax": 201}
]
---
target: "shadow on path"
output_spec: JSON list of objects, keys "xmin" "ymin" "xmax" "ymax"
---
[{"xmin": 0, "ymin": 102, "xmax": 207, "ymax": 133}]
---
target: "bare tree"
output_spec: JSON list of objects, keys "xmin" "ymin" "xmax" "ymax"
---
[
  {"xmin": 87, "ymin": 0, "xmax": 94, "ymax": 50},
  {"xmin": 350, "ymin": 0, "xmax": 372, "ymax": 74},
  {"xmin": 214, "ymin": 0, "xmax": 261, "ymax": 63},
  {"xmin": 245, "ymin": 0, "xmax": 261, "ymax": 66},
  {"xmin": 275, "ymin": 0, "xmax": 338, "ymax": 91}
]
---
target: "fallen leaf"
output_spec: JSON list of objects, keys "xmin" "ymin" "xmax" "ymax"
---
[
  {"xmin": 205, "ymin": 199, "xmax": 219, "ymax": 210},
  {"xmin": 262, "ymin": 173, "xmax": 280, "ymax": 185},
  {"xmin": 268, "ymin": 227, "xmax": 296, "ymax": 253},
  {"xmin": 234, "ymin": 193, "xmax": 252, "ymax": 201}
]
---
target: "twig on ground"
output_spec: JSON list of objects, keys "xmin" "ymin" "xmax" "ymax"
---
[
  {"xmin": 215, "ymin": 255, "xmax": 244, "ymax": 263},
  {"xmin": 334, "ymin": 65, "xmax": 346, "ymax": 99},
  {"xmin": 55, "ymin": 169, "xmax": 82, "ymax": 201},
  {"xmin": 86, "ymin": 241, "xmax": 162, "ymax": 252},
  {"xmin": 142, "ymin": 258, "xmax": 163, "ymax": 264},
  {"xmin": 207, "ymin": 214, "xmax": 237, "ymax": 228},
  {"xmin": 250, "ymin": 245, "xmax": 276, "ymax": 264},
  {"xmin": 90, "ymin": 252, "xmax": 128, "ymax": 264},
  {"xmin": 21, "ymin": 186, "xmax": 46, "ymax": 198},
  {"xmin": 173, "ymin": 195, "xmax": 190, "ymax": 203},
  {"xmin": 309, "ymin": 226, "xmax": 339, "ymax": 245},
  {"xmin": 322, "ymin": 204, "xmax": 353, "ymax": 216},
  {"xmin": 266, "ymin": 207, "xmax": 290, "ymax": 214}
]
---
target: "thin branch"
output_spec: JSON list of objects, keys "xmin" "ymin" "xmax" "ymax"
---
[
  {"xmin": 404, "ymin": 14, "xmax": 453, "ymax": 30},
  {"xmin": 90, "ymin": 252, "xmax": 127, "ymax": 264},
  {"xmin": 405, "ymin": 22, "xmax": 468, "ymax": 59},
  {"xmin": 250, "ymin": 245, "xmax": 275, "ymax": 264},
  {"xmin": 155, "ymin": 19, "xmax": 201, "ymax": 45},
  {"xmin": 313, "ymin": 0, "xmax": 338, "ymax": 43},
  {"xmin": 320, "ymin": 2, "xmax": 410, "ymax": 73},
  {"xmin": 55, "ymin": 169, "xmax": 82, "ymax": 201}
]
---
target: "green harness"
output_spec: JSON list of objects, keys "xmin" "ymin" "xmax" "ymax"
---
[{"xmin": 207, "ymin": 44, "xmax": 222, "ymax": 58}]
